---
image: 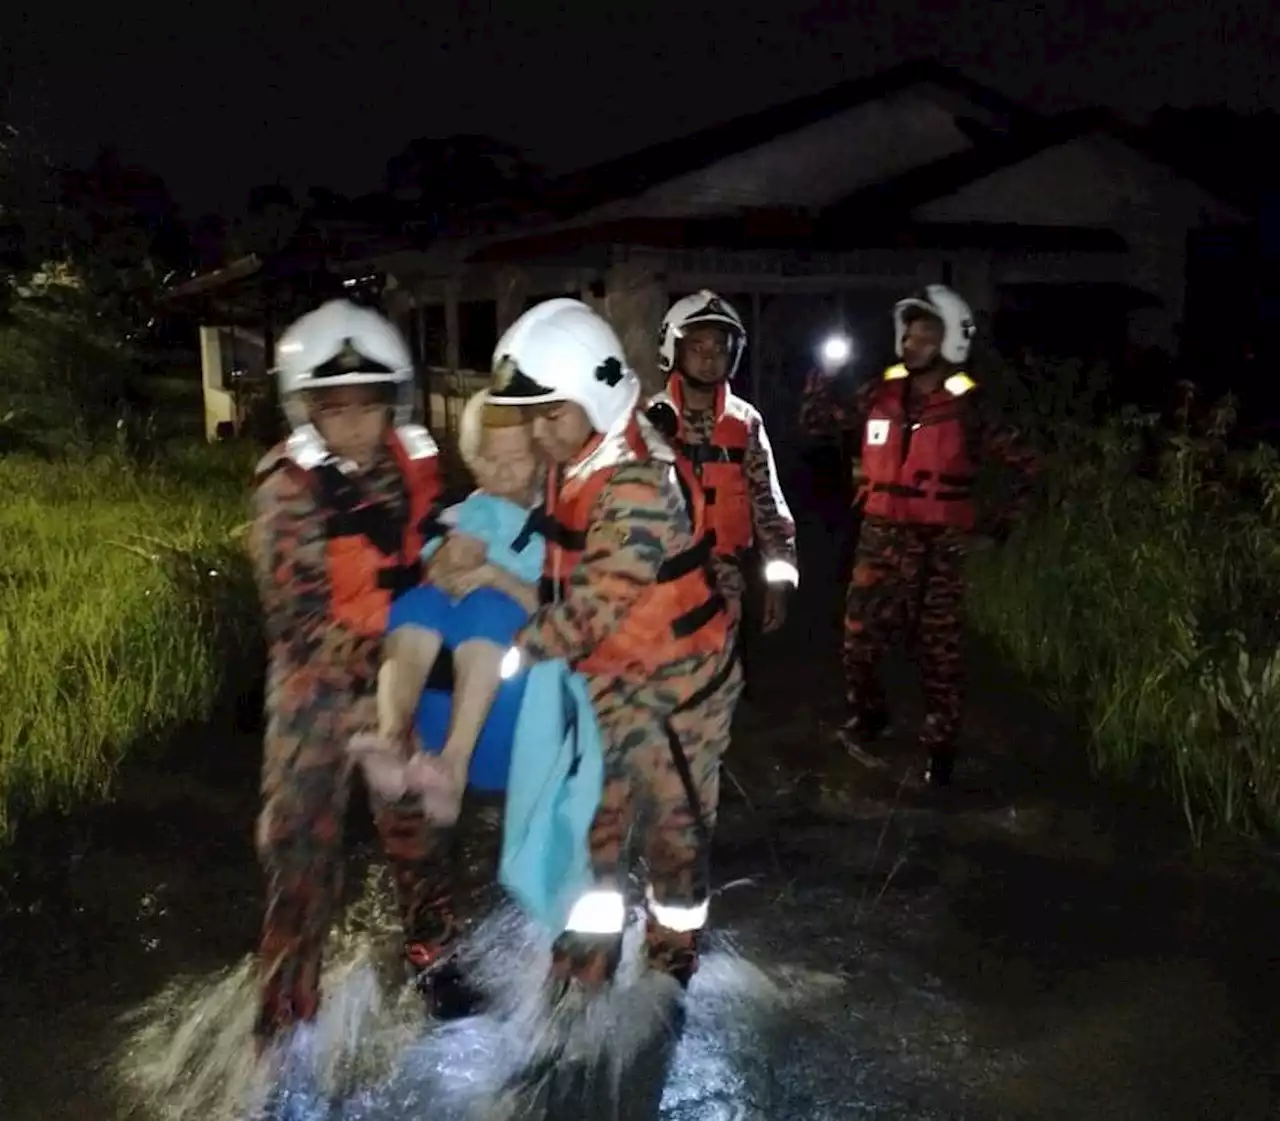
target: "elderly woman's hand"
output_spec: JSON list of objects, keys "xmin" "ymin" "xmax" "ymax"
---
[{"xmin": 426, "ymin": 533, "xmax": 486, "ymax": 587}]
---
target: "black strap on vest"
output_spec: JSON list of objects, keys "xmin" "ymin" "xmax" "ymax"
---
[
  {"xmin": 511, "ymin": 506, "xmax": 556, "ymax": 554},
  {"xmin": 676, "ymin": 440, "xmax": 746, "ymax": 470}
]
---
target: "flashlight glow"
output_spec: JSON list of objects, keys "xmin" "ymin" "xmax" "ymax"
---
[{"xmin": 821, "ymin": 334, "xmax": 852, "ymax": 365}]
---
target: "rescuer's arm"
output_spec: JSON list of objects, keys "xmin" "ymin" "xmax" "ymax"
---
[
  {"xmin": 249, "ymin": 470, "xmax": 375, "ymax": 671},
  {"xmin": 798, "ymin": 369, "xmax": 869, "ymax": 437},
  {"xmin": 966, "ymin": 390, "xmax": 1041, "ymax": 535},
  {"xmin": 515, "ymin": 463, "xmax": 670, "ymax": 664},
  {"xmin": 744, "ymin": 415, "xmax": 799, "ymax": 590}
]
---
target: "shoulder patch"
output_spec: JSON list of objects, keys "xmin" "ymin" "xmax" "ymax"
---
[
  {"xmin": 722, "ymin": 392, "xmax": 759, "ymax": 425},
  {"xmin": 395, "ymin": 423, "xmax": 440, "ymax": 459},
  {"xmin": 944, "ymin": 373, "xmax": 977, "ymax": 397}
]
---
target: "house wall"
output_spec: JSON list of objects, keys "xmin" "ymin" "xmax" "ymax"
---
[{"xmin": 914, "ymin": 135, "xmax": 1241, "ymax": 351}]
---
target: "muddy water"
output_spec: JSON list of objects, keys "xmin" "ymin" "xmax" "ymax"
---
[{"xmin": 1, "ymin": 526, "xmax": 1278, "ymax": 1120}]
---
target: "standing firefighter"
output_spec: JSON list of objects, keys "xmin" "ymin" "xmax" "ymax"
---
[
  {"xmin": 480, "ymin": 298, "xmax": 742, "ymax": 989},
  {"xmin": 248, "ymin": 299, "xmax": 463, "ymax": 1049},
  {"xmin": 799, "ymin": 285, "xmax": 1036, "ymax": 787},
  {"xmin": 646, "ymin": 291, "xmax": 799, "ymax": 636}
]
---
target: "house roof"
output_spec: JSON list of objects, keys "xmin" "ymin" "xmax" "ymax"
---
[
  {"xmin": 518, "ymin": 59, "xmax": 1044, "ymax": 224},
  {"xmin": 464, "ymin": 102, "xmax": 1246, "ymax": 265},
  {"xmin": 821, "ymin": 107, "xmax": 1251, "ymax": 225}
]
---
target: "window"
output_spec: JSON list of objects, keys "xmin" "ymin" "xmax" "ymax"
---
[{"xmin": 458, "ymin": 300, "xmax": 497, "ymax": 372}]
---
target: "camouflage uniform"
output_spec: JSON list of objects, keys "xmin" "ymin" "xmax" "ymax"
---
[
  {"xmin": 248, "ymin": 444, "xmax": 496, "ymax": 1042},
  {"xmin": 517, "ymin": 460, "xmax": 742, "ymax": 983},
  {"xmin": 798, "ymin": 371, "xmax": 1037, "ymax": 774}
]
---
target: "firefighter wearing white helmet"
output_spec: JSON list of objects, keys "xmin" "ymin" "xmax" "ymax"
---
[
  {"xmin": 477, "ymin": 297, "xmax": 742, "ymax": 991},
  {"xmin": 648, "ymin": 290, "xmax": 798, "ymax": 662},
  {"xmin": 798, "ymin": 283, "xmax": 1037, "ymax": 790},
  {"xmin": 248, "ymin": 298, "xmax": 452, "ymax": 1049}
]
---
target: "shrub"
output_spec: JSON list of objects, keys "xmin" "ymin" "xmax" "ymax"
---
[
  {"xmin": 0, "ymin": 443, "xmax": 261, "ymax": 841},
  {"xmin": 968, "ymin": 360, "xmax": 1280, "ymax": 842}
]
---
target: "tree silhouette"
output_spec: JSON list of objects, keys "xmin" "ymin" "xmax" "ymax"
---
[
  {"xmin": 227, "ymin": 182, "xmax": 305, "ymax": 258},
  {"xmin": 383, "ymin": 133, "xmax": 544, "ymax": 232}
]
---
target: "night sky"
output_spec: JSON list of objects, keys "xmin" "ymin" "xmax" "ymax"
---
[{"xmin": 6, "ymin": 0, "xmax": 1279, "ymax": 217}]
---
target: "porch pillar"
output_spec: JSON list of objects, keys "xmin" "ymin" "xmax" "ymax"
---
[
  {"xmin": 600, "ymin": 259, "xmax": 668, "ymax": 398},
  {"xmin": 444, "ymin": 281, "xmax": 461, "ymax": 375},
  {"xmin": 494, "ymin": 266, "xmax": 529, "ymax": 334}
]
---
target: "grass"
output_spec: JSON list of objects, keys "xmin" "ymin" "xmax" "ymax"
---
[
  {"xmin": 967, "ymin": 374, "xmax": 1280, "ymax": 843},
  {"xmin": 0, "ymin": 442, "xmax": 262, "ymax": 842}
]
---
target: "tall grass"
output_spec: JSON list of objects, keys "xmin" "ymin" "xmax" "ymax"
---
[
  {"xmin": 0, "ymin": 443, "xmax": 261, "ymax": 841},
  {"xmin": 967, "ymin": 361, "xmax": 1280, "ymax": 842}
]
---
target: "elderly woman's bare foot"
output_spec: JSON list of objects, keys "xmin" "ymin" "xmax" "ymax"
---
[
  {"xmin": 348, "ymin": 732, "xmax": 412, "ymax": 802},
  {"xmin": 404, "ymin": 754, "xmax": 465, "ymax": 826}
]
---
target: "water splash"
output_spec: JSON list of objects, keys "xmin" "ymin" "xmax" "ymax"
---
[
  {"xmin": 113, "ymin": 868, "xmax": 848, "ymax": 1120},
  {"xmin": 112, "ymin": 866, "xmax": 422, "ymax": 1121}
]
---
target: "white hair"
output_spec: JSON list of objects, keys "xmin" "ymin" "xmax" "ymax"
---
[{"xmin": 457, "ymin": 389, "xmax": 489, "ymax": 473}]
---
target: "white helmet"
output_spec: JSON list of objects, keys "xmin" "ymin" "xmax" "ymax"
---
[
  {"xmin": 658, "ymin": 290, "xmax": 746, "ymax": 378},
  {"xmin": 486, "ymin": 298, "xmax": 640, "ymax": 435},
  {"xmin": 893, "ymin": 284, "xmax": 976, "ymax": 365},
  {"xmin": 274, "ymin": 298, "xmax": 415, "ymax": 430}
]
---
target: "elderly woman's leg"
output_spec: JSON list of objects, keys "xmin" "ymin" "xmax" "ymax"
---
[
  {"xmin": 349, "ymin": 624, "xmax": 443, "ymax": 800},
  {"xmin": 407, "ymin": 586, "xmax": 528, "ymax": 824}
]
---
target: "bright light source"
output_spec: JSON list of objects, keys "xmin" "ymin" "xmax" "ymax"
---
[{"xmin": 821, "ymin": 334, "xmax": 852, "ymax": 365}]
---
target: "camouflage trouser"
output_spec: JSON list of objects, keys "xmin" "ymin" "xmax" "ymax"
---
[
  {"xmin": 553, "ymin": 654, "xmax": 744, "ymax": 986},
  {"xmin": 843, "ymin": 518, "xmax": 967, "ymax": 752},
  {"xmin": 254, "ymin": 688, "xmax": 502, "ymax": 1042},
  {"xmin": 715, "ymin": 553, "xmax": 771, "ymax": 702}
]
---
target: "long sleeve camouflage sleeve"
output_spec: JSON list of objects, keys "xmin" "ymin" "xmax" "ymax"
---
[
  {"xmin": 798, "ymin": 370, "xmax": 875, "ymax": 437},
  {"xmin": 743, "ymin": 415, "xmax": 798, "ymax": 584},
  {"xmin": 964, "ymin": 391, "xmax": 1041, "ymax": 529},
  {"xmin": 515, "ymin": 462, "xmax": 677, "ymax": 665},
  {"xmin": 249, "ymin": 470, "xmax": 378, "ymax": 683}
]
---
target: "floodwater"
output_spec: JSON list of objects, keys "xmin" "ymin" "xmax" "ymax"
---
[{"xmin": 1, "ymin": 517, "xmax": 1278, "ymax": 1120}]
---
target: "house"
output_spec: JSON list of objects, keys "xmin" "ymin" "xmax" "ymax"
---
[
  {"xmin": 363, "ymin": 59, "xmax": 1247, "ymax": 449},
  {"xmin": 175, "ymin": 59, "xmax": 1248, "ymax": 443}
]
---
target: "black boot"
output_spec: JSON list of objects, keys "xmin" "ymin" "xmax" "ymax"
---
[
  {"xmin": 836, "ymin": 708, "xmax": 892, "ymax": 766},
  {"xmin": 922, "ymin": 746, "xmax": 956, "ymax": 789}
]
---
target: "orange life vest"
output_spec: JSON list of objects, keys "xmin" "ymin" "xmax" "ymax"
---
[
  {"xmin": 540, "ymin": 412, "xmax": 729, "ymax": 679},
  {"xmin": 257, "ymin": 425, "xmax": 443, "ymax": 637},
  {"xmin": 659, "ymin": 376, "xmax": 754, "ymax": 556},
  {"xmin": 860, "ymin": 365, "xmax": 978, "ymax": 531}
]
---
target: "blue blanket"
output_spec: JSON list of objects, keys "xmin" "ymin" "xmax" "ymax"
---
[{"xmin": 499, "ymin": 659, "xmax": 604, "ymax": 937}]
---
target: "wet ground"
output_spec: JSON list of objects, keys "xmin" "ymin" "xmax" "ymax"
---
[{"xmin": 2, "ymin": 518, "xmax": 1279, "ymax": 1120}]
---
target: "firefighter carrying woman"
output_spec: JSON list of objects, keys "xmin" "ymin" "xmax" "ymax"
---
[{"xmin": 246, "ymin": 292, "xmax": 745, "ymax": 1062}]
